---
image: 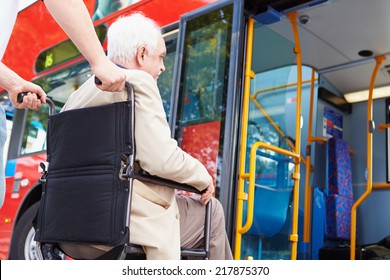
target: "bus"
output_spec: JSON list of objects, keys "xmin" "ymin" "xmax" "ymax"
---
[{"xmin": 1, "ymin": 0, "xmax": 390, "ymax": 260}]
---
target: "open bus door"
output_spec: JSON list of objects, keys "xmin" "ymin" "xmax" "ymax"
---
[
  {"xmin": 235, "ymin": 1, "xmax": 326, "ymax": 260},
  {"xmin": 234, "ymin": 16, "xmax": 301, "ymax": 260},
  {"xmin": 174, "ymin": 0, "xmax": 323, "ymax": 260}
]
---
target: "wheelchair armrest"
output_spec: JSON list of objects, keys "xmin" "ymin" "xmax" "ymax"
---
[
  {"xmin": 133, "ymin": 166, "xmax": 206, "ymax": 195},
  {"xmin": 132, "ymin": 164, "xmax": 211, "ymax": 259}
]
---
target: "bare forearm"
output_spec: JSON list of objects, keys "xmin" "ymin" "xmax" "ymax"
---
[
  {"xmin": 0, "ymin": 62, "xmax": 24, "ymax": 92},
  {"xmin": 43, "ymin": 0, "xmax": 126, "ymax": 91},
  {"xmin": 43, "ymin": 0, "xmax": 104, "ymax": 66},
  {"xmin": 0, "ymin": 62, "xmax": 46, "ymax": 109}
]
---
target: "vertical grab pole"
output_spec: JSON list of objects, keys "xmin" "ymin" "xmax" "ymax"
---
[
  {"xmin": 302, "ymin": 69, "xmax": 316, "ymax": 258},
  {"xmin": 234, "ymin": 17, "xmax": 255, "ymax": 260},
  {"xmin": 350, "ymin": 55, "xmax": 386, "ymax": 259},
  {"xmin": 287, "ymin": 11, "xmax": 303, "ymax": 260}
]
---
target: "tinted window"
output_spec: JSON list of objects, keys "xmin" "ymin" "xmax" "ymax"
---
[
  {"xmin": 35, "ymin": 25, "xmax": 107, "ymax": 73},
  {"xmin": 175, "ymin": 5, "xmax": 233, "ymax": 196}
]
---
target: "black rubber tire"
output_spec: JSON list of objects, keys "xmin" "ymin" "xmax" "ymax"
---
[{"xmin": 8, "ymin": 202, "xmax": 39, "ymax": 260}]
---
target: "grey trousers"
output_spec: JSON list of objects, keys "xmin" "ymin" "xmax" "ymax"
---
[
  {"xmin": 60, "ymin": 195, "xmax": 233, "ymax": 260},
  {"xmin": 177, "ymin": 195, "xmax": 233, "ymax": 260}
]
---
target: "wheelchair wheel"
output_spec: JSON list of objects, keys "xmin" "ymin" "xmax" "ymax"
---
[{"xmin": 9, "ymin": 202, "xmax": 39, "ymax": 259}]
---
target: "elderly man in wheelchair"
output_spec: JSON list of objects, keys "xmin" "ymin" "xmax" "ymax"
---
[{"xmin": 33, "ymin": 13, "xmax": 232, "ymax": 260}]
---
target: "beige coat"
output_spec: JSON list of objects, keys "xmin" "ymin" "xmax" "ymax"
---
[{"xmin": 61, "ymin": 69, "xmax": 212, "ymax": 259}]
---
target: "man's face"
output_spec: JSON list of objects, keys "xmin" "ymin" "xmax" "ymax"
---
[{"xmin": 142, "ymin": 35, "xmax": 166, "ymax": 81}]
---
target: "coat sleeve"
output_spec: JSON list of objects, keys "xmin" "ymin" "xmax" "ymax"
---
[{"xmin": 128, "ymin": 71, "xmax": 212, "ymax": 192}]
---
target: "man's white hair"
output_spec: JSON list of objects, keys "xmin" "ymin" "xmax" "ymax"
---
[{"xmin": 107, "ymin": 13, "xmax": 161, "ymax": 67}]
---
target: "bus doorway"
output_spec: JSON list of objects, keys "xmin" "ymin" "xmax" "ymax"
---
[{"xmin": 234, "ymin": 16, "xmax": 319, "ymax": 260}]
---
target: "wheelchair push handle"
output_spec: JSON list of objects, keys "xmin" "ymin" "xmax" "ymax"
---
[
  {"xmin": 16, "ymin": 75, "xmax": 106, "ymax": 114},
  {"xmin": 94, "ymin": 76, "xmax": 103, "ymax": 85},
  {"xmin": 16, "ymin": 76, "xmax": 132, "ymax": 116},
  {"xmin": 95, "ymin": 76, "xmax": 133, "ymax": 94},
  {"xmin": 17, "ymin": 92, "xmax": 56, "ymax": 116}
]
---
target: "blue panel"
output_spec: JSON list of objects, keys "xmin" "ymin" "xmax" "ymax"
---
[
  {"xmin": 5, "ymin": 159, "xmax": 17, "ymax": 177},
  {"xmin": 311, "ymin": 187, "xmax": 326, "ymax": 259},
  {"xmin": 254, "ymin": 6, "xmax": 282, "ymax": 24},
  {"xmin": 247, "ymin": 185, "xmax": 292, "ymax": 237}
]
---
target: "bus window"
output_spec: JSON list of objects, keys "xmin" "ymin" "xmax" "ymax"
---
[
  {"xmin": 158, "ymin": 30, "xmax": 178, "ymax": 121},
  {"xmin": 92, "ymin": 0, "xmax": 141, "ymax": 21},
  {"xmin": 175, "ymin": 4, "xmax": 233, "ymax": 195},
  {"xmin": 35, "ymin": 25, "xmax": 107, "ymax": 73},
  {"xmin": 21, "ymin": 109, "xmax": 49, "ymax": 155}
]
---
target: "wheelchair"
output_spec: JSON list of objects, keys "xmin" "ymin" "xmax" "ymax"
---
[{"xmin": 31, "ymin": 81, "xmax": 211, "ymax": 260}]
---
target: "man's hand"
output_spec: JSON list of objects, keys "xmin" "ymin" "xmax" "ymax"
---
[
  {"xmin": 91, "ymin": 57, "xmax": 126, "ymax": 92},
  {"xmin": 201, "ymin": 181, "xmax": 215, "ymax": 205}
]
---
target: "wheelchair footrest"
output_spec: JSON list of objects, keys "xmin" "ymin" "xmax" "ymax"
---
[
  {"xmin": 180, "ymin": 247, "xmax": 208, "ymax": 259},
  {"xmin": 125, "ymin": 243, "xmax": 145, "ymax": 255},
  {"xmin": 124, "ymin": 244, "xmax": 209, "ymax": 259}
]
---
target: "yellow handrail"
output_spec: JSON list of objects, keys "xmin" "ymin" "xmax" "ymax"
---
[
  {"xmin": 239, "ymin": 142, "xmax": 301, "ymax": 234},
  {"xmin": 249, "ymin": 97, "xmax": 297, "ymax": 152},
  {"xmin": 252, "ymin": 78, "xmax": 318, "ymax": 99},
  {"xmin": 287, "ymin": 11, "xmax": 303, "ymax": 260},
  {"xmin": 310, "ymin": 136, "xmax": 327, "ymax": 144},
  {"xmin": 350, "ymin": 55, "xmax": 386, "ymax": 260},
  {"xmin": 303, "ymin": 69, "xmax": 316, "ymax": 249},
  {"xmin": 234, "ymin": 17, "xmax": 255, "ymax": 260},
  {"xmin": 372, "ymin": 182, "xmax": 390, "ymax": 189},
  {"xmin": 378, "ymin": 123, "xmax": 390, "ymax": 132},
  {"xmin": 251, "ymin": 78, "xmax": 319, "ymax": 168},
  {"xmin": 249, "ymin": 96, "xmax": 308, "ymax": 166}
]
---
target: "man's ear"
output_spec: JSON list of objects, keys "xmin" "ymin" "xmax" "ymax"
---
[{"xmin": 136, "ymin": 46, "xmax": 147, "ymax": 66}]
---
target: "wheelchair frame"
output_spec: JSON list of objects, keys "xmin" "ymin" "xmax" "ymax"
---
[{"xmin": 34, "ymin": 82, "xmax": 211, "ymax": 260}]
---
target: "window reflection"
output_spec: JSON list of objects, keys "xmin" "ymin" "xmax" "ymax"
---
[
  {"xmin": 158, "ymin": 32, "xmax": 178, "ymax": 121},
  {"xmin": 175, "ymin": 5, "xmax": 233, "ymax": 195},
  {"xmin": 21, "ymin": 108, "xmax": 49, "ymax": 155}
]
